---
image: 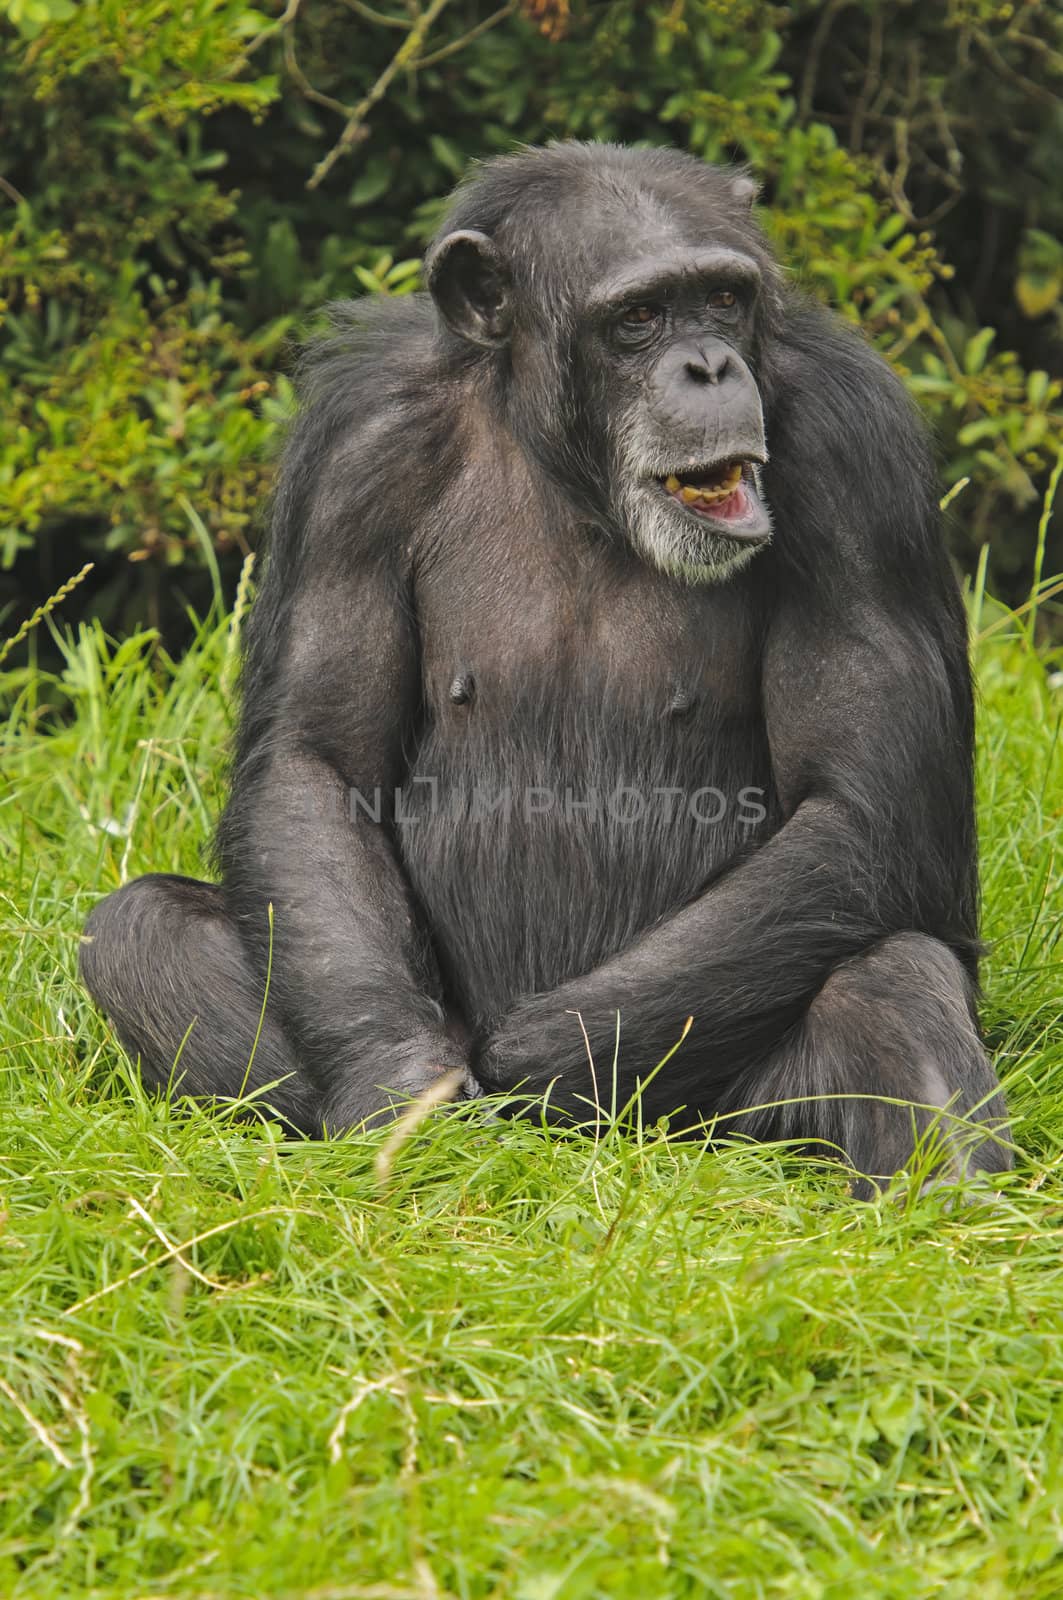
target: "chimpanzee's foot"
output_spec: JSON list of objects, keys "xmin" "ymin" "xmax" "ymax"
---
[
  {"xmin": 81, "ymin": 874, "xmax": 321, "ymax": 1133},
  {"xmin": 719, "ymin": 932, "xmax": 1012, "ymax": 1195}
]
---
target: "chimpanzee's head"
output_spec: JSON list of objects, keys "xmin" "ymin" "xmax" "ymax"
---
[{"xmin": 426, "ymin": 142, "xmax": 782, "ymax": 583}]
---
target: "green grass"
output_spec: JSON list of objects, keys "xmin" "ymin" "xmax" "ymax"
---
[{"xmin": 1, "ymin": 590, "xmax": 1061, "ymax": 1600}]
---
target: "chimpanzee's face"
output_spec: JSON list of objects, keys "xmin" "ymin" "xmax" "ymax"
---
[
  {"xmin": 426, "ymin": 200, "xmax": 774, "ymax": 584},
  {"xmin": 573, "ymin": 241, "xmax": 773, "ymax": 583}
]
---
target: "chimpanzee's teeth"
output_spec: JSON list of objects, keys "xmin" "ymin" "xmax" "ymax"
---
[{"xmin": 662, "ymin": 462, "xmax": 745, "ymax": 504}]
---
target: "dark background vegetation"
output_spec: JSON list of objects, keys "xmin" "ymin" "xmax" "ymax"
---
[{"xmin": 1, "ymin": 0, "xmax": 1060, "ymax": 646}]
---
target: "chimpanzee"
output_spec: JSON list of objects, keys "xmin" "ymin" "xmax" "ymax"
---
[{"xmin": 80, "ymin": 142, "xmax": 1012, "ymax": 1191}]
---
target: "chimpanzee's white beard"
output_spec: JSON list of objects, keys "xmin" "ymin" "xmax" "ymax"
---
[{"xmin": 620, "ymin": 482, "xmax": 768, "ymax": 585}]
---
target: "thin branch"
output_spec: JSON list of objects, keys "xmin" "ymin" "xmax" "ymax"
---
[
  {"xmin": 1006, "ymin": 28, "xmax": 1063, "ymax": 73},
  {"xmin": 815, "ymin": 109, "xmax": 981, "ymax": 135},
  {"xmin": 850, "ymin": 4, "xmax": 883, "ymax": 149},
  {"xmin": 284, "ymin": 25, "xmax": 353, "ymax": 119},
  {"xmin": 930, "ymin": 88, "xmax": 963, "ymax": 177},
  {"xmin": 909, "ymin": 191, "xmax": 964, "ymax": 229},
  {"xmin": 974, "ymin": 28, "xmax": 1062, "ymax": 109},
  {"xmin": 889, "ymin": 115, "xmax": 913, "ymax": 223},
  {"xmin": 307, "ymin": 0, "xmax": 453, "ymax": 191},
  {"xmin": 798, "ymin": 0, "xmax": 849, "ymax": 123},
  {"xmin": 0, "ymin": 175, "xmax": 26, "ymax": 205},
  {"xmin": 417, "ymin": 2, "xmax": 515, "ymax": 69},
  {"xmin": 227, "ymin": 0, "xmax": 302, "ymax": 74},
  {"xmin": 338, "ymin": 0, "xmax": 413, "ymax": 27}
]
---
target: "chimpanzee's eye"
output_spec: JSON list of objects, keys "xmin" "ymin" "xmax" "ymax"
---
[
  {"xmin": 619, "ymin": 304, "xmax": 662, "ymax": 329},
  {"xmin": 708, "ymin": 289, "xmax": 738, "ymax": 310}
]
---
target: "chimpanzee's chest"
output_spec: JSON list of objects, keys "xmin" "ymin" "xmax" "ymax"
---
[
  {"xmin": 401, "ymin": 528, "xmax": 778, "ymax": 1027},
  {"xmin": 414, "ymin": 525, "xmax": 763, "ymax": 724}
]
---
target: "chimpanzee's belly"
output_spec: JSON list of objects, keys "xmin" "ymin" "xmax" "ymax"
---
[{"xmin": 397, "ymin": 685, "xmax": 777, "ymax": 1030}]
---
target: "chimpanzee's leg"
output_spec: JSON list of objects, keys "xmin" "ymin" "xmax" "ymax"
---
[
  {"xmin": 79, "ymin": 875, "xmax": 322, "ymax": 1134},
  {"xmin": 717, "ymin": 932, "xmax": 1013, "ymax": 1195}
]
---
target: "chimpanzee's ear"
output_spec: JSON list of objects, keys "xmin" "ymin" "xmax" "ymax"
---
[
  {"xmin": 730, "ymin": 171, "xmax": 759, "ymax": 210},
  {"xmin": 426, "ymin": 229, "xmax": 513, "ymax": 348}
]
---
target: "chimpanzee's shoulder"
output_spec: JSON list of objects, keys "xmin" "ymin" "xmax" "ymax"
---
[
  {"xmin": 764, "ymin": 297, "xmax": 928, "ymax": 463},
  {"xmin": 263, "ymin": 295, "xmax": 463, "ymax": 572}
]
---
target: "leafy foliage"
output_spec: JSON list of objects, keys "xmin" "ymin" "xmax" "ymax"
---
[{"xmin": 1, "ymin": 0, "xmax": 1060, "ymax": 638}]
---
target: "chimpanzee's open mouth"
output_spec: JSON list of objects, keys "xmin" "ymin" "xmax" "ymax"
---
[{"xmin": 657, "ymin": 459, "xmax": 757, "ymax": 521}]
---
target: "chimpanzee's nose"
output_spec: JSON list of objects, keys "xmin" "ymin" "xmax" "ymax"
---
[{"xmin": 684, "ymin": 346, "xmax": 731, "ymax": 385}]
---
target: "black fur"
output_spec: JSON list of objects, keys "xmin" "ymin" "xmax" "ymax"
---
[{"xmin": 80, "ymin": 142, "xmax": 1010, "ymax": 1186}]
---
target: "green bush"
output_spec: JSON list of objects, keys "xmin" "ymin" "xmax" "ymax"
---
[{"xmin": 1, "ymin": 0, "xmax": 1060, "ymax": 639}]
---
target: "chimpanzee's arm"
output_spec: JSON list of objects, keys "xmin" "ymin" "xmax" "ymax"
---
[
  {"xmin": 218, "ymin": 367, "xmax": 469, "ymax": 1130},
  {"xmin": 475, "ymin": 322, "xmax": 978, "ymax": 1114}
]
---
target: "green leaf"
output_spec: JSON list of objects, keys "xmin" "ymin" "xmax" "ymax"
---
[
  {"xmin": 349, "ymin": 161, "xmax": 393, "ymax": 210},
  {"xmin": 964, "ymin": 327, "xmax": 996, "ymax": 375},
  {"xmin": 1015, "ymin": 270, "xmax": 1061, "ymax": 320},
  {"xmin": 429, "ymin": 134, "xmax": 466, "ymax": 178}
]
